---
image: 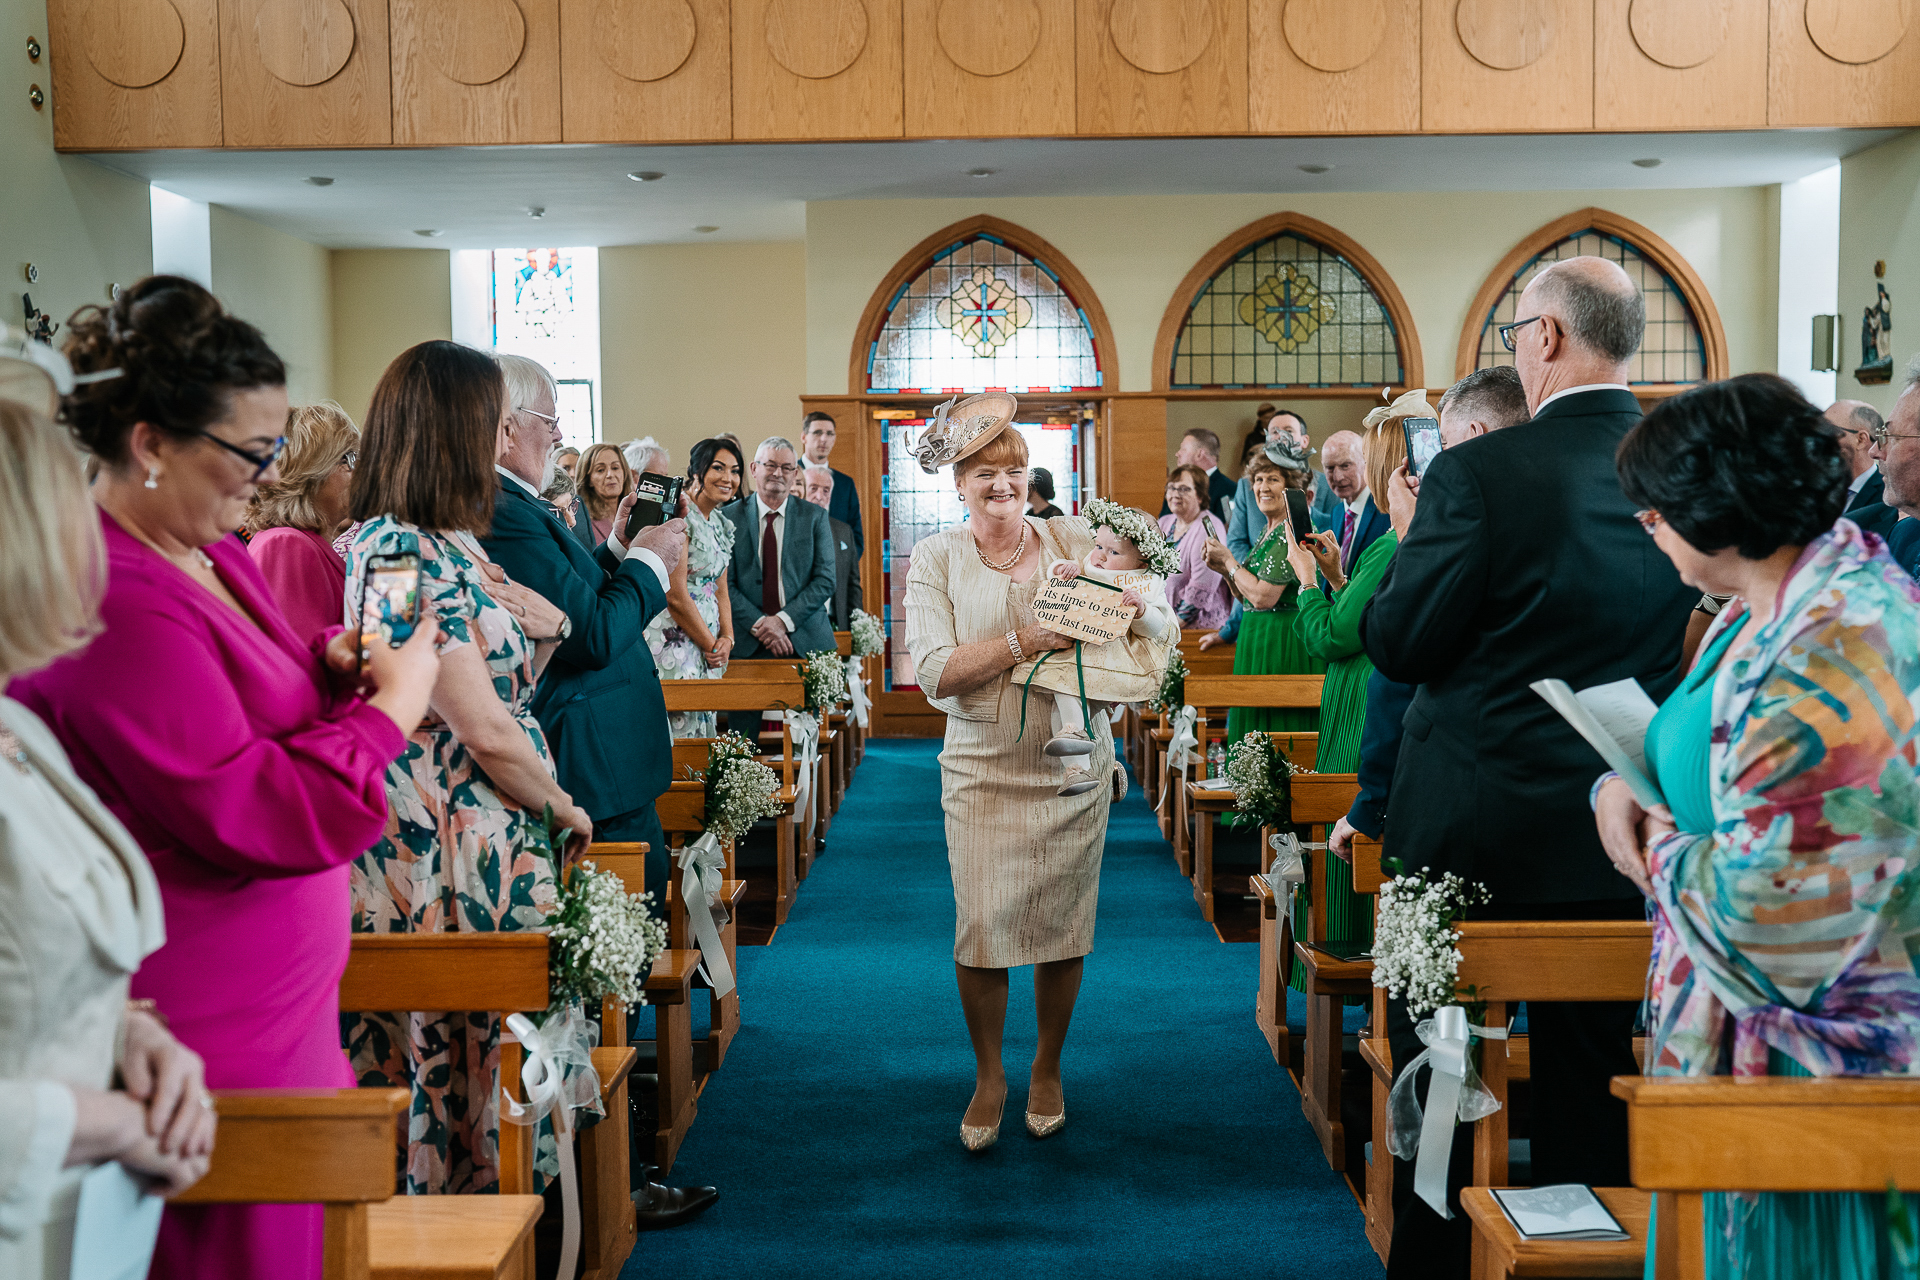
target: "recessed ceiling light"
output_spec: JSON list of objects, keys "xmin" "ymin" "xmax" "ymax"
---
[
  {"xmin": 628, "ymin": 171, "xmax": 664, "ymax": 182},
  {"xmin": 1632, "ymin": 157, "xmax": 1663, "ymax": 168},
  {"xmin": 694, "ymin": 226, "xmax": 719, "ymax": 234},
  {"xmin": 528, "ymin": 207, "xmax": 545, "ymax": 219},
  {"xmin": 1297, "ymin": 163, "xmax": 1333, "ymax": 175},
  {"xmin": 968, "ymin": 168, "xmax": 996, "ymax": 178},
  {"xmin": 305, "ymin": 176, "xmax": 334, "ymax": 186},
  {"xmin": 413, "ymin": 229, "xmax": 444, "ymax": 238}
]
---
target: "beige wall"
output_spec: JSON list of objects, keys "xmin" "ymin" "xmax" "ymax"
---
[
  {"xmin": 1839, "ymin": 131, "xmax": 1920, "ymax": 416},
  {"xmin": 804, "ymin": 188, "xmax": 1776, "ymax": 397},
  {"xmin": 1, "ymin": 0, "xmax": 151, "ymax": 339},
  {"xmin": 328, "ymin": 249, "xmax": 453, "ymax": 425},
  {"xmin": 598, "ymin": 242, "xmax": 807, "ymax": 467},
  {"xmin": 209, "ymin": 206, "xmax": 332, "ymax": 405}
]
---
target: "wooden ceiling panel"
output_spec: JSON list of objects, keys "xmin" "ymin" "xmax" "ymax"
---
[
  {"xmin": 732, "ymin": 0, "xmax": 903, "ymax": 139},
  {"xmin": 1421, "ymin": 0, "xmax": 1594, "ymax": 133},
  {"xmin": 1250, "ymin": 0, "xmax": 1418, "ymax": 134},
  {"xmin": 221, "ymin": 0, "xmax": 392, "ymax": 146},
  {"xmin": 1770, "ymin": 0, "xmax": 1920, "ymax": 126},
  {"xmin": 1594, "ymin": 0, "xmax": 1764, "ymax": 130},
  {"xmin": 903, "ymin": 0, "xmax": 1072, "ymax": 136},
  {"xmin": 560, "ymin": 0, "xmax": 730, "ymax": 141},
  {"xmin": 391, "ymin": 0, "xmax": 562, "ymax": 144},
  {"xmin": 51, "ymin": 0, "xmax": 222, "ymax": 148},
  {"xmin": 1076, "ymin": 0, "xmax": 1248, "ymax": 134}
]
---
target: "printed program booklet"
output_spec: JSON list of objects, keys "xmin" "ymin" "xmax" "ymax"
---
[
  {"xmin": 1491, "ymin": 1185, "xmax": 1631, "ymax": 1241},
  {"xmin": 1529, "ymin": 676, "xmax": 1665, "ymax": 809}
]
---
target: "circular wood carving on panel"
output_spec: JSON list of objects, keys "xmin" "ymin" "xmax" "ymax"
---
[
  {"xmin": 765, "ymin": 0, "xmax": 868, "ymax": 79},
  {"xmin": 422, "ymin": 0, "xmax": 527, "ymax": 85},
  {"xmin": 936, "ymin": 0, "xmax": 1042, "ymax": 78},
  {"xmin": 255, "ymin": 0, "xmax": 358, "ymax": 87},
  {"xmin": 1455, "ymin": 0, "xmax": 1555, "ymax": 71},
  {"xmin": 1281, "ymin": 0, "xmax": 1386, "ymax": 73},
  {"xmin": 83, "ymin": 0, "xmax": 186, "ymax": 88},
  {"xmin": 1806, "ymin": 0, "xmax": 1909, "ymax": 65},
  {"xmin": 594, "ymin": 0, "xmax": 697, "ymax": 82},
  {"xmin": 1109, "ymin": 0, "xmax": 1213, "ymax": 74},
  {"xmin": 1628, "ymin": 0, "xmax": 1726, "ymax": 68}
]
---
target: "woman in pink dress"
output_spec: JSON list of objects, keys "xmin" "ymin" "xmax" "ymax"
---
[
  {"xmin": 242, "ymin": 402, "xmax": 358, "ymax": 644},
  {"xmin": 1158, "ymin": 463, "xmax": 1232, "ymax": 629},
  {"xmin": 8, "ymin": 277, "xmax": 441, "ymax": 1280}
]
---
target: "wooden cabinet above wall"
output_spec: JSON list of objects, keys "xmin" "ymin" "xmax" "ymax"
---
[
  {"xmin": 903, "ymin": 0, "xmax": 1074, "ymax": 137},
  {"xmin": 731, "ymin": 0, "xmax": 904, "ymax": 139},
  {"xmin": 1076, "ymin": 0, "xmax": 1248, "ymax": 134},
  {"xmin": 221, "ymin": 0, "xmax": 393, "ymax": 146},
  {"xmin": 1249, "ymin": 0, "xmax": 1420, "ymax": 134},
  {"xmin": 51, "ymin": 0, "xmax": 224, "ymax": 149},
  {"xmin": 1422, "ymin": 0, "xmax": 1594, "ymax": 132},
  {"xmin": 1594, "ymin": 0, "xmax": 1766, "ymax": 131},
  {"xmin": 1769, "ymin": 0, "xmax": 1920, "ymax": 126},
  {"xmin": 560, "ymin": 0, "xmax": 732, "ymax": 140},
  {"xmin": 390, "ymin": 0, "xmax": 562, "ymax": 143}
]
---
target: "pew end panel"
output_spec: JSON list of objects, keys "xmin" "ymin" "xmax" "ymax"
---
[{"xmin": 645, "ymin": 949, "xmax": 703, "ymax": 1171}]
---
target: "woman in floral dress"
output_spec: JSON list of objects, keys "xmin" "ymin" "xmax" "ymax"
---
[
  {"xmin": 647, "ymin": 437, "xmax": 741, "ymax": 738},
  {"xmin": 339, "ymin": 342, "xmax": 593, "ymax": 1195}
]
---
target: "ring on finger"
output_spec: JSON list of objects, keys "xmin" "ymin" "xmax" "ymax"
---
[{"xmin": 199, "ymin": 1093, "xmax": 215, "ymax": 1110}]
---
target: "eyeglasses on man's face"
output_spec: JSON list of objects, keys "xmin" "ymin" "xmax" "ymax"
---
[
  {"xmin": 195, "ymin": 429, "xmax": 288, "ymax": 482},
  {"xmin": 518, "ymin": 405, "xmax": 560, "ymax": 428},
  {"xmin": 1870, "ymin": 423, "xmax": 1920, "ymax": 448},
  {"xmin": 1498, "ymin": 315, "xmax": 1546, "ymax": 352},
  {"xmin": 760, "ymin": 461, "xmax": 801, "ymax": 478}
]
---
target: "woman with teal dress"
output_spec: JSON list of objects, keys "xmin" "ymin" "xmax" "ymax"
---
[
  {"xmin": 1289, "ymin": 398, "xmax": 1424, "ymax": 950},
  {"xmin": 1597, "ymin": 375, "xmax": 1920, "ymax": 1279}
]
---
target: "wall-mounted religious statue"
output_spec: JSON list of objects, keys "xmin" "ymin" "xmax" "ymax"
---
[{"xmin": 1857, "ymin": 267, "xmax": 1892, "ymax": 386}]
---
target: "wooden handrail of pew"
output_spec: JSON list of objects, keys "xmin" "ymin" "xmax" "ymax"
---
[
  {"xmin": 1184, "ymin": 672, "xmax": 1325, "ymax": 706},
  {"xmin": 659, "ymin": 661, "xmax": 804, "ymax": 713},
  {"xmin": 1455, "ymin": 920, "xmax": 1653, "ymax": 1002},
  {"xmin": 338, "ymin": 933, "xmax": 549, "ymax": 1013},
  {"xmin": 175, "ymin": 1087, "xmax": 408, "ymax": 1206}
]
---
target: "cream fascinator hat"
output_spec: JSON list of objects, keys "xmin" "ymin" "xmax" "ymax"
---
[
  {"xmin": 1363, "ymin": 386, "xmax": 1436, "ymax": 430},
  {"xmin": 910, "ymin": 391, "xmax": 1019, "ymax": 474}
]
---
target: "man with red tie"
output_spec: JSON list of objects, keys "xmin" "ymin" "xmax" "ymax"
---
[
  {"xmin": 722, "ymin": 435, "xmax": 838, "ymax": 659},
  {"xmin": 1320, "ymin": 429, "xmax": 1390, "ymax": 580}
]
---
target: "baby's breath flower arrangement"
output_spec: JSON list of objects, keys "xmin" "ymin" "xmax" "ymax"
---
[
  {"xmin": 1224, "ymin": 732, "xmax": 1311, "ymax": 828},
  {"xmin": 801, "ymin": 648, "xmax": 849, "ymax": 714},
  {"xmin": 1084, "ymin": 497, "xmax": 1180, "ymax": 577},
  {"xmin": 849, "ymin": 608, "xmax": 885, "ymax": 657},
  {"xmin": 1370, "ymin": 868, "xmax": 1493, "ymax": 1017},
  {"xmin": 1146, "ymin": 646, "xmax": 1187, "ymax": 715},
  {"xmin": 527, "ymin": 806, "xmax": 666, "ymax": 1012},
  {"xmin": 701, "ymin": 731, "xmax": 784, "ymax": 846}
]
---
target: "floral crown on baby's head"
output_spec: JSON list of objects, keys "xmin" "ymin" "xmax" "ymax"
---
[{"xmin": 1084, "ymin": 497, "xmax": 1180, "ymax": 577}]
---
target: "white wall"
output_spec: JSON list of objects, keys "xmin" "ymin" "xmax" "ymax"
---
[
  {"xmin": 1775, "ymin": 166, "xmax": 1841, "ymax": 406},
  {"xmin": 1839, "ymin": 131, "xmax": 1920, "ymax": 415},
  {"xmin": 209, "ymin": 205, "xmax": 333, "ymax": 405}
]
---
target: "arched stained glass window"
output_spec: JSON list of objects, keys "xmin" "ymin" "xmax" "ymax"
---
[
  {"xmin": 1170, "ymin": 233, "xmax": 1404, "ymax": 389},
  {"xmin": 865, "ymin": 235, "xmax": 1101, "ymax": 394},
  {"xmin": 1474, "ymin": 230, "xmax": 1706, "ymax": 385}
]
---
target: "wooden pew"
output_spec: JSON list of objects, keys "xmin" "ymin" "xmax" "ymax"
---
[
  {"xmin": 1611, "ymin": 1075, "xmax": 1920, "ymax": 1280},
  {"xmin": 1460, "ymin": 1185, "xmax": 1649, "ymax": 1279},
  {"xmin": 1177, "ymin": 673, "xmax": 1324, "ymax": 876},
  {"xmin": 723, "ymin": 657, "xmax": 831, "ymax": 877},
  {"xmin": 1180, "ymin": 726, "xmax": 1320, "ymax": 922}
]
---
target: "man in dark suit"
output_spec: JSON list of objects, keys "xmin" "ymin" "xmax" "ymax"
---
[
  {"xmin": 1830, "ymin": 399, "xmax": 1886, "ymax": 513},
  {"xmin": 481, "ymin": 354, "xmax": 718, "ymax": 1229},
  {"xmin": 1159, "ymin": 428, "xmax": 1233, "ymax": 521},
  {"xmin": 801, "ymin": 411, "xmax": 864, "ymax": 558},
  {"xmin": 804, "ymin": 463, "xmax": 863, "ymax": 628},
  {"xmin": 1360, "ymin": 258, "xmax": 1696, "ymax": 1278},
  {"xmin": 724, "ymin": 435, "xmax": 837, "ymax": 659}
]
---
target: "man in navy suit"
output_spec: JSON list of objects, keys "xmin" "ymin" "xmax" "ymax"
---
[
  {"xmin": 480, "ymin": 354, "xmax": 718, "ymax": 1229},
  {"xmin": 724, "ymin": 435, "xmax": 838, "ymax": 659},
  {"xmin": 801, "ymin": 411, "xmax": 864, "ymax": 558}
]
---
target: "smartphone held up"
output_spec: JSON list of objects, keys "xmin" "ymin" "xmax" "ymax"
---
[
  {"xmin": 360, "ymin": 553, "xmax": 423, "ymax": 674},
  {"xmin": 1404, "ymin": 417, "xmax": 1443, "ymax": 481},
  {"xmin": 622, "ymin": 472, "xmax": 686, "ymax": 543}
]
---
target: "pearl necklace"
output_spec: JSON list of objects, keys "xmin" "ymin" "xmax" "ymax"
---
[{"xmin": 974, "ymin": 520, "xmax": 1029, "ymax": 572}]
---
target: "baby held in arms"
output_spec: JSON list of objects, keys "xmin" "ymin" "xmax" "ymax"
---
[{"xmin": 1038, "ymin": 501, "xmax": 1179, "ymax": 796}]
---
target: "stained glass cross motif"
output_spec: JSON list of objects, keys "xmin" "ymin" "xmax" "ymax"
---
[
  {"xmin": 1238, "ymin": 264, "xmax": 1335, "ymax": 354},
  {"xmin": 936, "ymin": 266, "xmax": 1034, "ymax": 357}
]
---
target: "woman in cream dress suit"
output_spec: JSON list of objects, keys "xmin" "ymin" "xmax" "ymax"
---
[
  {"xmin": 0, "ymin": 389, "xmax": 215, "ymax": 1279},
  {"xmin": 905, "ymin": 393, "xmax": 1126, "ymax": 1152}
]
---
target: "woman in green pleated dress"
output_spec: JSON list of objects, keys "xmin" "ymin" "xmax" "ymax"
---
[
  {"xmin": 1290, "ymin": 395, "xmax": 1427, "ymax": 952},
  {"xmin": 1203, "ymin": 440, "xmax": 1324, "ymax": 829}
]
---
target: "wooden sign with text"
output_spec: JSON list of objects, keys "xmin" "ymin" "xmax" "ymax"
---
[{"xmin": 1032, "ymin": 577, "xmax": 1135, "ymax": 644}]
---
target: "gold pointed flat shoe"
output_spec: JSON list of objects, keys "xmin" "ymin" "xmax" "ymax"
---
[{"xmin": 1026, "ymin": 1110, "xmax": 1066, "ymax": 1139}]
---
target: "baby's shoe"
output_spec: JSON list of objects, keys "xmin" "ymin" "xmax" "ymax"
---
[
  {"xmin": 1058, "ymin": 765, "xmax": 1102, "ymax": 798},
  {"xmin": 1044, "ymin": 729, "xmax": 1095, "ymax": 758}
]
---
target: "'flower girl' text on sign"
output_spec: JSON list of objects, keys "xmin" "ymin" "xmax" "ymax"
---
[{"xmin": 1031, "ymin": 577, "xmax": 1134, "ymax": 644}]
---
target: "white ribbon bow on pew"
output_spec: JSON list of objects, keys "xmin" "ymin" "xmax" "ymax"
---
[
  {"xmin": 1160, "ymin": 705, "xmax": 1199, "ymax": 808},
  {"xmin": 1386, "ymin": 1004, "xmax": 1508, "ymax": 1218},
  {"xmin": 678, "ymin": 832, "xmax": 736, "ymax": 999},
  {"xmin": 784, "ymin": 709, "xmax": 820, "ymax": 832},
  {"xmin": 1263, "ymin": 830, "xmax": 1316, "ymax": 894},
  {"xmin": 501, "ymin": 1006, "xmax": 602, "ymax": 1280},
  {"xmin": 844, "ymin": 654, "xmax": 871, "ymax": 728}
]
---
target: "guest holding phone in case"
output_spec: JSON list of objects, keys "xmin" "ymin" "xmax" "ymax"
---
[{"xmin": 9, "ymin": 277, "xmax": 441, "ymax": 1280}]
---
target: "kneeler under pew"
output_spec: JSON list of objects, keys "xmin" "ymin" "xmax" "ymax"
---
[
  {"xmin": 1174, "ymin": 673, "xmax": 1325, "ymax": 894},
  {"xmin": 659, "ymin": 663, "xmax": 806, "ymax": 923},
  {"xmin": 1345, "ymin": 836, "xmax": 1654, "ymax": 1266},
  {"xmin": 338, "ymin": 930, "xmax": 696, "ymax": 1279}
]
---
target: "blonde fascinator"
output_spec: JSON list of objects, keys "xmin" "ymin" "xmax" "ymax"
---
[
  {"xmin": 910, "ymin": 391, "xmax": 1018, "ymax": 474},
  {"xmin": 1363, "ymin": 386, "xmax": 1436, "ymax": 430}
]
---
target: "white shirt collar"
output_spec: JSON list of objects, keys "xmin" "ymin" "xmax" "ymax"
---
[
  {"xmin": 1345, "ymin": 490, "xmax": 1370, "ymax": 519},
  {"xmin": 1850, "ymin": 462, "xmax": 1879, "ymax": 495},
  {"xmin": 496, "ymin": 464, "xmax": 542, "ymax": 500},
  {"xmin": 1535, "ymin": 383, "xmax": 1633, "ymax": 414},
  {"xmin": 754, "ymin": 492, "xmax": 789, "ymax": 521}
]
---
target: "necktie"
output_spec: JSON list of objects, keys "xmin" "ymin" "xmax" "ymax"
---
[
  {"xmin": 762, "ymin": 511, "xmax": 781, "ymax": 616},
  {"xmin": 1339, "ymin": 507, "xmax": 1357, "ymax": 565}
]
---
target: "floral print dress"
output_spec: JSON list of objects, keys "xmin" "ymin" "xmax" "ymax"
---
[
  {"xmin": 645, "ymin": 502, "xmax": 735, "ymax": 738},
  {"xmin": 340, "ymin": 520, "xmax": 568, "ymax": 1196}
]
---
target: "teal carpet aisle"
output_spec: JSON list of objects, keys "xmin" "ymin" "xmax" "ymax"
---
[{"xmin": 625, "ymin": 739, "xmax": 1379, "ymax": 1279}]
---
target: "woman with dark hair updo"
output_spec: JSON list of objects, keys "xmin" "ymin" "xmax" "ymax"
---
[
  {"xmin": 644, "ymin": 435, "xmax": 740, "ymax": 736},
  {"xmin": 1597, "ymin": 373, "xmax": 1920, "ymax": 1277},
  {"xmin": 8, "ymin": 276, "xmax": 442, "ymax": 1280},
  {"xmin": 1025, "ymin": 466, "xmax": 1064, "ymax": 519}
]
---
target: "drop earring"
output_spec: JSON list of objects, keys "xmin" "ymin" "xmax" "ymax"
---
[{"xmin": 145, "ymin": 466, "xmax": 159, "ymax": 490}]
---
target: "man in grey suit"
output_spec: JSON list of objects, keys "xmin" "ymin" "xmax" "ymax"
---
[
  {"xmin": 804, "ymin": 463, "xmax": 863, "ymax": 628},
  {"xmin": 724, "ymin": 435, "xmax": 837, "ymax": 657}
]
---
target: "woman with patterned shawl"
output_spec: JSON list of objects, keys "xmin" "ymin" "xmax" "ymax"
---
[{"xmin": 1596, "ymin": 375, "xmax": 1920, "ymax": 1279}]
